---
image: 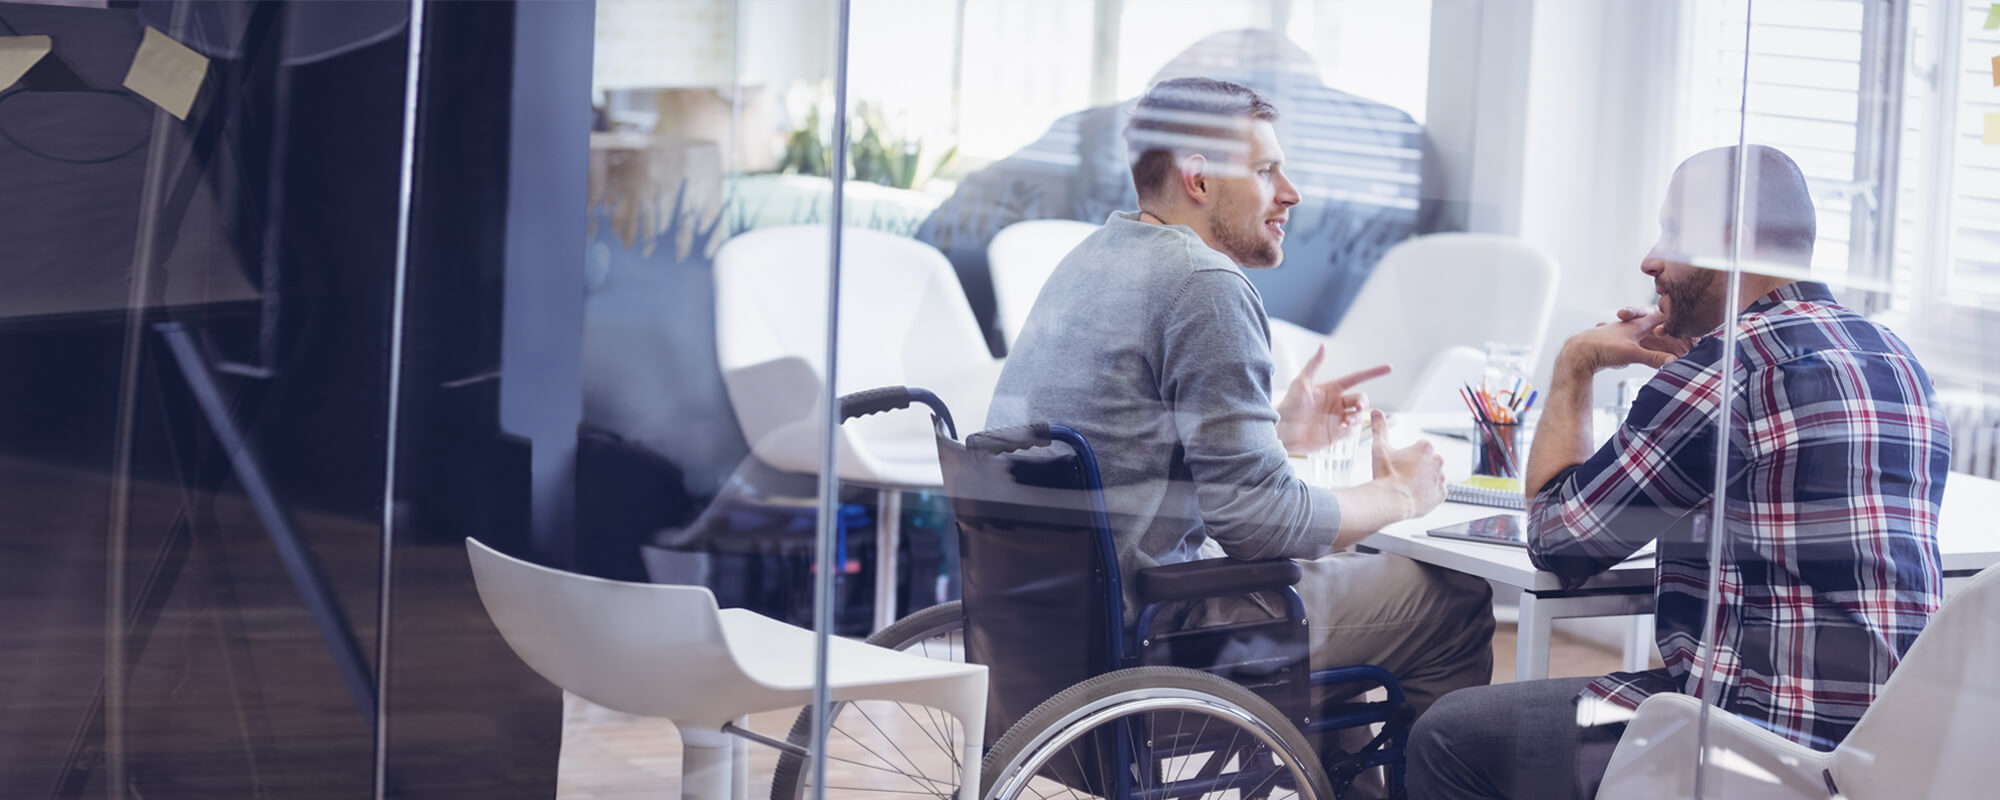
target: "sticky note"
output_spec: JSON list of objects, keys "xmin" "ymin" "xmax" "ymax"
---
[
  {"xmin": 0, "ymin": 35, "xmax": 52, "ymax": 90},
  {"xmin": 1992, "ymin": 54, "xmax": 1998, "ymax": 88},
  {"xmin": 122, "ymin": 27, "xmax": 207, "ymax": 120},
  {"xmin": 1987, "ymin": 3, "xmax": 2000, "ymax": 30},
  {"xmin": 1986, "ymin": 113, "xmax": 2000, "ymax": 147}
]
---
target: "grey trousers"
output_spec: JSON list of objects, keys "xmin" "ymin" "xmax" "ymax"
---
[
  {"xmin": 1404, "ymin": 677, "xmax": 1628, "ymax": 800},
  {"xmin": 1189, "ymin": 552, "xmax": 1498, "ymax": 798}
]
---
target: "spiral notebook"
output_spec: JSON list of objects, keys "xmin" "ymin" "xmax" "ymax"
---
[{"xmin": 1445, "ymin": 476, "xmax": 1526, "ymax": 510}]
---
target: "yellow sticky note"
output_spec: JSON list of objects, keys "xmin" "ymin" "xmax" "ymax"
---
[
  {"xmin": 0, "ymin": 35, "xmax": 52, "ymax": 90},
  {"xmin": 122, "ymin": 27, "xmax": 207, "ymax": 120},
  {"xmin": 1986, "ymin": 113, "xmax": 2000, "ymax": 147},
  {"xmin": 1987, "ymin": 3, "xmax": 2000, "ymax": 30}
]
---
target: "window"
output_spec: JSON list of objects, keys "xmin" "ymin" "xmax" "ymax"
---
[
  {"xmin": 1677, "ymin": 0, "xmax": 2000, "ymax": 382},
  {"xmin": 954, "ymin": 0, "xmax": 1096, "ymax": 162},
  {"xmin": 1679, "ymin": 0, "xmax": 1878, "ymax": 283}
]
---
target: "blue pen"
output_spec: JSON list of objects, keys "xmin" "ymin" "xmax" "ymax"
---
[{"xmin": 1523, "ymin": 389, "xmax": 1539, "ymax": 412}]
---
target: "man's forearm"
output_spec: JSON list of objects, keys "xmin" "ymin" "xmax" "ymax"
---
[
  {"xmin": 1329, "ymin": 480, "xmax": 1412, "ymax": 550},
  {"xmin": 1525, "ymin": 352, "xmax": 1599, "ymax": 493}
]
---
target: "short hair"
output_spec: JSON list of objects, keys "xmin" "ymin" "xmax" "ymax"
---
[
  {"xmin": 1674, "ymin": 144, "xmax": 1817, "ymax": 261},
  {"xmin": 1126, "ymin": 77, "xmax": 1278, "ymax": 202}
]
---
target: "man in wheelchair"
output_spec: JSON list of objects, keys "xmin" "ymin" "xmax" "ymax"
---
[{"xmin": 983, "ymin": 77, "xmax": 1497, "ymax": 796}]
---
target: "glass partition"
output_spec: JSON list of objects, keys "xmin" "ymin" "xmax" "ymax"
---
[
  {"xmin": 0, "ymin": 1, "xmax": 412, "ymax": 796},
  {"xmin": 9, "ymin": 1, "xmax": 1994, "ymax": 797},
  {"xmin": 1680, "ymin": 0, "xmax": 1997, "ymax": 795},
  {"xmin": 1591, "ymin": 1, "xmax": 1998, "ymax": 796}
]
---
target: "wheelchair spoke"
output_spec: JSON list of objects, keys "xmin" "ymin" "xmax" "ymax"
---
[
  {"xmin": 819, "ymin": 745, "xmax": 957, "ymax": 793},
  {"xmin": 887, "ymin": 695, "xmax": 961, "ymax": 769},
  {"xmin": 1168, "ymin": 708, "xmax": 1212, "ymax": 790},
  {"xmin": 850, "ymin": 704, "xmax": 943, "ymax": 780},
  {"xmin": 1127, "ymin": 714, "xmax": 1150, "ymax": 799},
  {"xmin": 1242, "ymin": 749, "xmax": 1283, "ymax": 800},
  {"xmin": 828, "ymin": 718, "xmax": 956, "ymax": 797}
]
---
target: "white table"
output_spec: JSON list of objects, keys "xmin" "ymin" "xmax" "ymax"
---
[{"xmin": 1351, "ymin": 415, "xmax": 2000, "ymax": 682}]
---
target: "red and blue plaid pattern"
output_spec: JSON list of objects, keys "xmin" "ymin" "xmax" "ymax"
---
[{"xmin": 1528, "ymin": 281, "xmax": 1951, "ymax": 750}]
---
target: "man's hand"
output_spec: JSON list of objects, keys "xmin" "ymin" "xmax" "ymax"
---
[
  {"xmin": 1615, "ymin": 306, "xmax": 1697, "ymax": 360},
  {"xmin": 1368, "ymin": 409, "xmax": 1445, "ymax": 519},
  {"xmin": 1558, "ymin": 309, "xmax": 1680, "ymax": 376},
  {"xmin": 1276, "ymin": 345, "xmax": 1390, "ymax": 454}
]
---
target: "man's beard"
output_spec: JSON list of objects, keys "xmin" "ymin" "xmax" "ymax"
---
[
  {"xmin": 1208, "ymin": 203, "xmax": 1282, "ymax": 268},
  {"xmin": 1659, "ymin": 269, "xmax": 1722, "ymax": 338}
]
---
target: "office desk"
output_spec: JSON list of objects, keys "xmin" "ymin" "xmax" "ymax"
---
[{"xmin": 1352, "ymin": 416, "xmax": 2000, "ymax": 682}]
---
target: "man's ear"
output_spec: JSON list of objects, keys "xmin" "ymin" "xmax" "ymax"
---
[{"xmin": 1179, "ymin": 154, "xmax": 1209, "ymax": 204}]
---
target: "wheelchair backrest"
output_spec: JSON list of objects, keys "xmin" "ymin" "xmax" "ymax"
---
[{"xmin": 936, "ymin": 421, "xmax": 1124, "ymax": 745}]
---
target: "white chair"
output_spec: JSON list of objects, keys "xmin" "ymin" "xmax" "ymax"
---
[
  {"xmin": 987, "ymin": 219, "xmax": 1101, "ymax": 349},
  {"xmin": 465, "ymin": 537, "xmax": 987, "ymax": 800},
  {"xmin": 1278, "ymin": 233, "xmax": 1560, "ymax": 411},
  {"xmin": 713, "ymin": 224, "xmax": 1003, "ymax": 630},
  {"xmin": 1596, "ymin": 565, "xmax": 2000, "ymax": 799}
]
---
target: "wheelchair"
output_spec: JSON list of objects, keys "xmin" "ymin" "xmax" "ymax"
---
[{"xmin": 771, "ymin": 387, "xmax": 1412, "ymax": 800}]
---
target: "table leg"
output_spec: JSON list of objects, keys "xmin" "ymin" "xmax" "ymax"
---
[
  {"xmin": 873, "ymin": 490, "xmax": 902, "ymax": 633},
  {"xmin": 1515, "ymin": 591, "xmax": 1552, "ymax": 681},
  {"xmin": 1622, "ymin": 614, "xmax": 1653, "ymax": 672},
  {"xmin": 1513, "ymin": 589, "xmax": 1654, "ymax": 683}
]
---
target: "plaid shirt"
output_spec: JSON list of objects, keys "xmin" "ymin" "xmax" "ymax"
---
[{"xmin": 1527, "ymin": 282, "xmax": 1950, "ymax": 750}]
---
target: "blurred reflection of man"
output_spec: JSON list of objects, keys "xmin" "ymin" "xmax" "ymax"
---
[
  {"xmin": 1407, "ymin": 145, "xmax": 1952, "ymax": 799},
  {"xmin": 921, "ymin": 29, "xmax": 1432, "ymax": 354},
  {"xmin": 988, "ymin": 80, "xmax": 1495, "ymax": 780}
]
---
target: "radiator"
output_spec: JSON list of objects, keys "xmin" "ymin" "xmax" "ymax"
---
[{"xmin": 1939, "ymin": 389, "xmax": 2000, "ymax": 480}]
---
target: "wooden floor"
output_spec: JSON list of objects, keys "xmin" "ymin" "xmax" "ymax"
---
[
  {"xmin": 0, "ymin": 452, "xmax": 562, "ymax": 799},
  {"xmin": 554, "ymin": 623, "xmax": 1628, "ymax": 799}
]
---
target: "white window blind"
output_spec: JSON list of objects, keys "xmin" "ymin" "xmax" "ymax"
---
[
  {"xmin": 1680, "ymin": 0, "xmax": 2000, "ymax": 384},
  {"xmin": 1681, "ymin": 0, "xmax": 1874, "ymax": 282}
]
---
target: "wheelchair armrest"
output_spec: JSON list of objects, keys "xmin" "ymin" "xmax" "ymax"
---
[{"xmin": 1135, "ymin": 558, "xmax": 1302, "ymax": 606}]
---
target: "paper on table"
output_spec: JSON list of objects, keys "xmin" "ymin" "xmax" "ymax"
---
[
  {"xmin": 0, "ymin": 35, "xmax": 52, "ymax": 90},
  {"xmin": 123, "ymin": 27, "xmax": 208, "ymax": 120}
]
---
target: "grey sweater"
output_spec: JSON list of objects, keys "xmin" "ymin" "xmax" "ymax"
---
[{"xmin": 986, "ymin": 210, "xmax": 1342, "ymax": 615}]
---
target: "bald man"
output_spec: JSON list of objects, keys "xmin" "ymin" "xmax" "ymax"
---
[{"xmin": 1406, "ymin": 145, "xmax": 1952, "ymax": 799}]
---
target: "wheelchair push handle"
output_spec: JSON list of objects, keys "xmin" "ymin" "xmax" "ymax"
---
[{"xmin": 838, "ymin": 385, "xmax": 957, "ymax": 439}]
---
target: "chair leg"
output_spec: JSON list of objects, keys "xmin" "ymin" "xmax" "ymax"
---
[
  {"xmin": 731, "ymin": 716, "xmax": 750, "ymax": 800},
  {"xmin": 958, "ymin": 715, "xmax": 983, "ymax": 800},
  {"xmin": 948, "ymin": 686, "xmax": 987, "ymax": 800},
  {"xmin": 681, "ymin": 726, "xmax": 734, "ymax": 800}
]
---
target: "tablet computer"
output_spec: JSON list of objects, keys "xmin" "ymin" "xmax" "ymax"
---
[{"xmin": 1427, "ymin": 513, "xmax": 1528, "ymax": 547}]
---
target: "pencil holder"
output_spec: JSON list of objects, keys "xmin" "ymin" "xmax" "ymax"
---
[{"xmin": 1471, "ymin": 421, "xmax": 1523, "ymax": 478}]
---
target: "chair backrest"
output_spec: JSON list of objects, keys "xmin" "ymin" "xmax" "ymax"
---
[
  {"xmin": 1830, "ymin": 565, "xmax": 2000, "ymax": 798},
  {"xmin": 987, "ymin": 220, "xmax": 1101, "ymax": 349},
  {"xmin": 713, "ymin": 224, "xmax": 990, "ymax": 392},
  {"xmin": 1319, "ymin": 233, "xmax": 1559, "ymax": 408},
  {"xmin": 714, "ymin": 225, "xmax": 996, "ymax": 475},
  {"xmin": 465, "ymin": 537, "xmax": 745, "ymax": 721},
  {"xmin": 936, "ymin": 422, "xmax": 1122, "ymax": 745}
]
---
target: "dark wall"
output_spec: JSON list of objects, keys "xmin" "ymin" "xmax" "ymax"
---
[{"xmin": 0, "ymin": 0, "xmax": 570, "ymax": 796}]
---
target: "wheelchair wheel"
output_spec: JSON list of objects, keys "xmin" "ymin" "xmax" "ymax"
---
[
  {"xmin": 981, "ymin": 666, "xmax": 1332, "ymax": 800},
  {"xmin": 770, "ymin": 601, "xmax": 967, "ymax": 800}
]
